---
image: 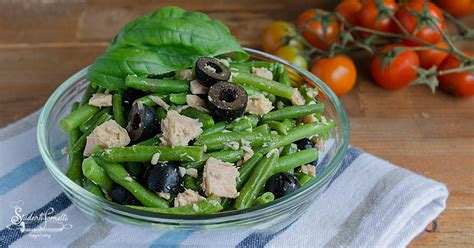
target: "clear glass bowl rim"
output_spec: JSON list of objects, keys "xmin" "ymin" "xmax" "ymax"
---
[{"xmin": 37, "ymin": 47, "xmax": 350, "ymax": 223}]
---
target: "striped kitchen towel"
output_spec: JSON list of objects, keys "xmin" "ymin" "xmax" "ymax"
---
[{"xmin": 0, "ymin": 111, "xmax": 448, "ymax": 248}]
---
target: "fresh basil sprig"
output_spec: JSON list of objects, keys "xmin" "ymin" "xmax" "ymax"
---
[{"xmin": 87, "ymin": 6, "xmax": 249, "ymax": 90}]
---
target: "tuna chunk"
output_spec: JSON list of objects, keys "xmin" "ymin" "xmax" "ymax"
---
[
  {"xmin": 160, "ymin": 110, "xmax": 203, "ymax": 147},
  {"xmin": 202, "ymin": 158, "xmax": 239, "ymax": 198},
  {"xmin": 84, "ymin": 120, "xmax": 130, "ymax": 156},
  {"xmin": 174, "ymin": 189, "xmax": 205, "ymax": 207},
  {"xmin": 190, "ymin": 80, "xmax": 209, "ymax": 95},
  {"xmin": 252, "ymin": 67, "xmax": 273, "ymax": 80},
  {"xmin": 245, "ymin": 93, "xmax": 273, "ymax": 116},
  {"xmin": 186, "ymin": 94, "xmax": 209, "ymax": 113},
  {"xmin": 88, "ymin": 93, "xmax": 112, "ymax": 107}
]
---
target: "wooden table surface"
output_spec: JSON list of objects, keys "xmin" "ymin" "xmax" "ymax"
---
[{"xmin": 1, "ymin": 1, "xmax": 473, "ymax": 246}]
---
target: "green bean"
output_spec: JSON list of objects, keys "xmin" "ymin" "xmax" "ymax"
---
[
  {"xmin": 273, "ymin": 148, "xmax": 318, "ymax": 173},
  {"xmin": 79, "ymin": 108, "xmax": 110, "ymax": 133},
  {"xmin": 259, "ymin": 121, "xmax": 335, "ymax": 154},
  {"xmin": 128, "ymin": 195, "xmax": 221, "ymax": 214},
  {"xmin": 228, "ymin": 115, "xmax": 259, "ymax": 132},
  {"xmin": 71, "ymin": 113, "xmax": 113, "ymax": 153},
  {"xmin": 282, "ymin": 119, "xmax": 296, "ymax": 130},
  {"xmin": 156, "ymin": 107, "xmax": 167, "ymax": 120},
  {"xmin": 60, "ymin": 104, "xmax": 100, "ymax": 132},
  {"xmin": 93, "ymin": 146, "xmax": 205, "ymax": 163},
  {"xmin": 254, "ymin": 192, "xmax": 275, "ymax": 206},
  {"xmin": 80, "ymin": 84, "xmax": 96, "ymax": 106},
  {"xmin": 295, "ymin": 173, "xmax": 314, "ymax": 186},
  {"xmin": 276, "ymin": 63, "xmax": 291, "ymax": 86},
  {"xmin": 95, "ymin": 87, "xmax": 107, "ymax": 93},
  {"xmin": 229, "ymin": 61, "xmax": 277, "ymax": 73},
  {"xmin": 233, "ymin": 151, "xmax": 279, "ymax": 209},
  {"xmin": 299, "ymin": 85, "xmax": 314, "ymax": 104},
  {"xmin": 82, "ymin": 157, "xmax": 114, "ymax": 191},
  {"xmin": 261, "ymin": 103, "xmax": 324, "ymax": 122},
  {"xmin": 124, "ymin": 162, "xmax": 145, "ymax": 178},
  {"xmin": 241, "ymin": 84, "xmax": 263, "ymax": 95},
  {"xmin": 181, "ymin": 149, "xmax": 244, "ymax": 170},
  {"xmin": 96, "ymin": 159, "xmax": 169, "ymax": 208},
  {"xmin": 183, "ymin": 175, "xmax": 201, "ymax": 192},
  {"xmin": 201, "ymin": 121, "xmax": 227, "ymax": 136},
  {"xmin": 169, "ymin": 93, "xmax": 187, "ymax": 105},
  {"xmin": 112, "ymin": 94, "xmax": 126, "ymax": 127},
  {"xmin": 125, "ymin": 75, "xmax": 189, "ymax": 93},
  {"xmin": 180, "ymin": 108, "xmax": 215, "ymax": 130},
  {"xmin": 66, "ymin": 102, "xmax": 84, "ymax": 185},
  {"xmin": 84, "ymin": 178, "xmax": 104, "ymax": 197},
  {"xmin": 135, "ymin": 136, "xmax": 161, "ymax": 146},
  {"xmin": 236, "ymin": 153, "xmax": 264, "ymax": 189},
  {"xmin": 264, "ymin": 121, "xmax": 288, "ymax": 135},
  {"xmin": 135, "ymin": 93, "xmax": 169, "ymax": 106},
  {"xmin": 254, "ymin": 124, "xmax": 270, "ymax": 134},
  {"xmin": 230, "ymin": 72, "xmax": 295, "ymax": 99},
  {"xmin": 280, "ymin": 143, "xmax": 297, "ymax": 156},
  {"xmin": 194, "ymin": 131, "xmax": 276, "ymax": 151},
  {"xmin": 221, "ymin": 152, "xmax": 265, "ymax": 209}
]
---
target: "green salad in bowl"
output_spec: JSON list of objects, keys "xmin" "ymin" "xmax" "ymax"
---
[{"xmin": 39, "ymin": 6, "xmax": 348, "ymax": 226}]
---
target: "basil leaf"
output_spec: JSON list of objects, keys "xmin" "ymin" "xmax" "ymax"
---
[{"xmin": 87, "ymin": 6, "xmax": 249, "ymax": 90}]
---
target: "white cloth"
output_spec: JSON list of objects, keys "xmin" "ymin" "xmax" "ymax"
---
[{"xmin": 0, "ymin": 112, "xmax": 448, "ymax": 247}]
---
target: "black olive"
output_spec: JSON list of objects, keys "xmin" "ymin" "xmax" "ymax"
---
[
  {"xmin": 143, "ymin": 162, "xmax": 182, "ymax": 195},
  {"xmin": 294, "ymin": 138, "xmax": 314, "ymax": 151},
  {"xmin": 110, "ymin": 185, "xmax": 141, "ymax": 205},
  {"xmin": 122, "ymin": 89, "xmax": 148, "ymax": 110},
  {"xmin": 264, "ymin": 172, "xmax": 301, "ymax": 199},
  {"xmin": 195, "ymin": 57, "xmax": 230, "ymax": 87},
  {"xmin": 126, "ymin": 104, "xmax": 160, "ymax": 142},
  {"xmin": 206, "ymin": 81, "xmax": 248, "ymax": 121}
]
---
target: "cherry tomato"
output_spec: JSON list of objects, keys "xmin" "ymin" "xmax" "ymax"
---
[
  {"xmin": 370, "ymin": 44, "xmax": 420, "ymax": 90},
  {"xmin": 295, "ymin": 9, "xmax": 340, "ymax": 51},
  {"xmin": 396, "ymin": 1, "xmax": 446, "ymax": 46},
  {"xmin": 336, "ymin": 0, "xmax": 362, "ymax": 26},
  {"xmin": 262, "ymin": 21, "xmax": 300, "ymax": 54},
  {"xmin": 310, "ymin": 55, "xmax": 357, "ymax": 96},
  {"xmin": 274, "ymin": 45, "xmax": 308, "ymax": 69},
  {"xmin": 357, "ymin": 0, "xmax": 398, "ymax": 32},
  {"xmin": 438, "ymin": 53, "xmax": 474, "ymax": 97},
  {"xmin": 417, "ymin": 41, "xmax": 449, "ymax": 69},
  {"xmin": 437, "ymin": 0, "xmax": 474, "ymax": 17}
]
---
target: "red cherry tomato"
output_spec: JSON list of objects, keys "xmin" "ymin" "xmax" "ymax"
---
[
  {"xmin": 396, "ymin": 1, "xmax": 446, "ymax": 46},
  {"xmin": 438, "ymin": 53, "xmax": 474, "ymax": 97},
  {"xmin": 311, "ymin": 55, "xmax": 357, "ymax": 96},
  {"xmin": 336, "ymin": 0, "xmax": 362, "ymax": 26},
  {"xmin": 437, "ymin": 0, "xmax": 474, "ymax": 17},
  {"xmin": 295, "ymin": 9, "xmax": 340, "ymax": 51},
  {"xmin": 370, "ymin": 44, "xmax": 420, "ymax": 90},
  {"xmin": 357, "ymin": 0, "xmax": 398, "ymax": 32},
  {"xmin": 417, "ymin": 41, "xmax": 449, "ymax": 69}
]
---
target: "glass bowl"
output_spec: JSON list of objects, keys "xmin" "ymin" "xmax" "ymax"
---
[{"xmin": 37, "ymin": 48, "xmax": 349, "ymax": 231}]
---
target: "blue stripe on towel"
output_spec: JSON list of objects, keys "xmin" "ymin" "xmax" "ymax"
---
[
  {"xmin": 0, "ymin": 193, "xmax": 72, "ymax": 247},
  {"xmin": 149, "ymin": 230, "xmax": 195, "ymax": 248},
  {"xmin": 0, "ymin": 156, "xmax": 46, "ymax": 195}
]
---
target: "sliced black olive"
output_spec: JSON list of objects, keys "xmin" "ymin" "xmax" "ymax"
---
[
  {"xmin": 126, "ymin": 104, "xmax": 160, "ymax": 142},
  {"xmin": 195, "ymin": 57, "xmax": 230, "ymax": 87},
  {"xmin": 264, "ymin": 172, "xmax": 301, "ymax": 199},
  {"xmin": 110, "ymin": 185, "xmax": 141, "ymax": 205},
  {"xmin": 294, "ymin": 138, "xmax": 314, "ymax": 151},
  {"xmin": 122, "ymin": 88, "xmax": 148, "ymax": 110},
  {"xmin": 143, "ymin": 162, "xmax": 182, "ymax": 195},
  {"xmin": 206, "ymin": 81, "xmax": 248, "ymax": 121}
]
